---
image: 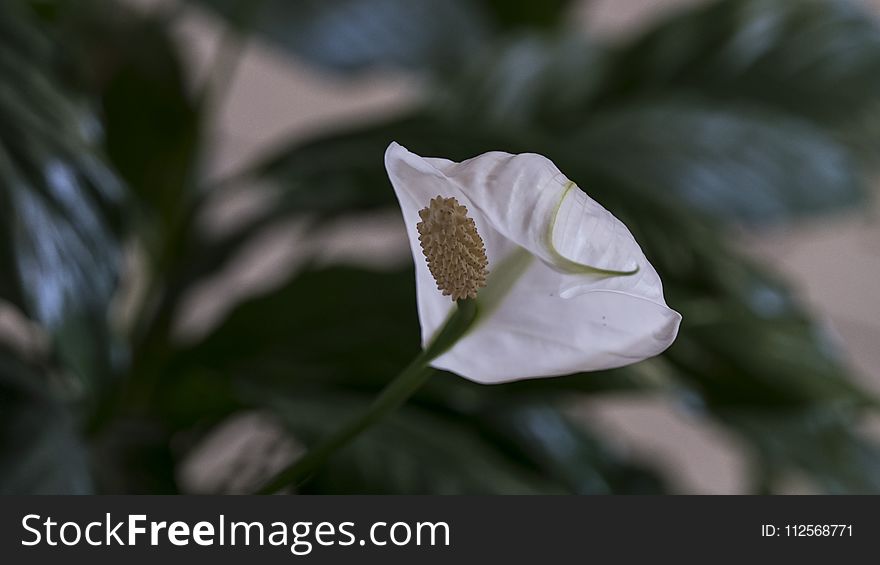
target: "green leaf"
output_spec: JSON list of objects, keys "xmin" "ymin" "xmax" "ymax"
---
[
  {"xmin": 257, "ymin": 37, "xmax": 869, "ymax": 230},
  {"xmin": 0, "ymin": 2, "xmax": 125, "ymax": 389},
  {"xmin": 436, "ymin": 32, "xmax": 870, "ymax": 225},
  {"xmin": 258, "ymin": 390, "xmax": 561, "ymax": 494},
  {"xmin": 571, "ymin": 171, "xmax": 873, "ymax": 408},
  {"xmin": 249, "ymin": 113, "xmax": 520, "ymax": 216},
  {"xmin": 567, "ymin": 165, "xmax": 880, "ymax": 491},
  {"xmin": 97, "ymin": 18, "xmax": 201, "ymax": 234},
  {"xmin": 477, "ymin": 402, "xmax": 668, "ymax": 494},
  {"xmin": 192, "ymin": 0, "xmax": 490, "ymax": 73},
  {"xmin": 174, "ymin": 260, "xmax": 658, "ymax": 401},
  {"xmin": 436, "ymin": 33, "xmax": 608, "ymax": 131},
  {"xmin": 162, "ymin": 115, "xmax": 499, "ymax": 301},
  {"xmin": 192, "ymin": 0, "xmax": 576, "ymax": 74},
  {"xmin": 88, "ymin": 416, "xmax": 180, "ymax": 494},
  {"xmin": 573, "ymin": 101, "xmax": 865, "ymax": 225},
  {"xmin": 591, "ymin": 0, "xmax": 880, "ymax": 132},
  {"xmin": 720, "ymin": 406, "xmax": 880, "ymax": 494},
  {"xmin": 168, "ymin": 262, "xmax": 668, "ymax": 494},
  {"xmin": 0, "ymin": 345, "xmax": 92, "ymax": 494},
  {"xmin": 173, "ymin": 115, "xmax": 518, "ymax": 296},
  {"xmin": 43, "ymin": 0, "xmax": 202, "ymax": 238},
  {"xmin": 480, "ymin": 0, "xmax": 575, "ymax": 30},
  {"xmin": 174, "ymin": 266, "xmax": 420, "ymax": 388},
  {"xmin": 668, "ymin": 310, "xmax": 871, "ymax": 410},
  {"xmin": 562, "ymin": 173, "xmax": 873, "ymax": 412}
]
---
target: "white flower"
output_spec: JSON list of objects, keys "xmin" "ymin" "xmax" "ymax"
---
[{"xmin": 385, "ymin": 142, "xmax": 681, "ymax": 384}]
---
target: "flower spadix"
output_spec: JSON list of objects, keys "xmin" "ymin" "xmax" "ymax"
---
[
  {"xmin": 386, "ymin": 142, "xmax": 681, "ymax": 384},
  {"xmin": 417, "ymin": 196, "xmax": 488, "ymax": 301}
]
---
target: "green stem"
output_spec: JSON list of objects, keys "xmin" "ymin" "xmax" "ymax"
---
[{"xmin": 255, "ymin": 299, "xmax": 479, "ymax": 494}]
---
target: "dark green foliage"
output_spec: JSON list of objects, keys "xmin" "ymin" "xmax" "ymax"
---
[
  {"xmin": 591, "ymin": 0, "xmax": 880, "ymax": 131},
  {"xmin": 36, "ymin": 0, "xmax": 203, "ymax": 253},
  {"xmin": 0, "ymin": 1, "xmax": 125, "ymax": 394},
  {"xmin": 263, "ymin": 392, "xmax": 561, "ymax": 495},
  {"xmin": 192, "ymin": 0, "xmax": 576, "ymax": 73},
  {"xmin": 572, "ymin": 102, "xmax": 863, "ymax": 224},
  {"xmin": 2, "ymin": 0, "xmax": 880, "ymax": 494},
  {"xmin": 0, "ymin": 345, "xmax": 92, "ymax": 494},
  {"xmin": 175, "ymin": 266, "xmax": 421, "ymax": 388},
  {"xmin": 90, "ymin": 10, "xmax": 201, "ymax": 237},
  {"xmin": 193, "ymin": 0, "xmax": 490, "ymax": 73}
]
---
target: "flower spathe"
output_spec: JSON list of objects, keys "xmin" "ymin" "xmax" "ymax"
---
[{"xmin": 385, "ymin": 142, "xmax": 681, "ymax": 384}]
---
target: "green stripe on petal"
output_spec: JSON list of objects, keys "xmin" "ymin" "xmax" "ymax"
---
[{"xmin": 546, "ymin": 182, "xmax": 639, "ymax": 278}]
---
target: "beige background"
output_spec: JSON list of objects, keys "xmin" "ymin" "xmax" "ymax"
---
[{"xmin": 122, "ymin": 0, "xmax": 880, "ymax": 493}]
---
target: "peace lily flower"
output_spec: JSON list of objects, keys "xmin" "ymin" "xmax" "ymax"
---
[
  {"xmin": 256, "ymin": 142, "xmax": 682, "ymax": 493},
  {"xmin": 385, "ymin": 142, "xmax": 681, "ymax": 384}
]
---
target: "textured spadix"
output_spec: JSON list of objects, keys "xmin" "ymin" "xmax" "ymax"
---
[{"xmin": 417, "ymin": 196, "xmax": 488, "ymax": 301}]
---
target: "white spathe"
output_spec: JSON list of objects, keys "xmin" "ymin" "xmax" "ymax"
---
[{"xmin": 385, "ymin": 142, "xmax": 681, "ymax": 384}]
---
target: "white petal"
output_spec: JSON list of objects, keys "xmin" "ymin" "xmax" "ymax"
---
[
  {"xmin": 385, "ymin": 142, "xmax": 681, "ymax": 384},
  {"xmin": 431, "ymin": 259, "xmax": 681, "ymax": 383},
  {"xmin": 385, "ymin": 142, "xmax": 468, "ymax": 346}
]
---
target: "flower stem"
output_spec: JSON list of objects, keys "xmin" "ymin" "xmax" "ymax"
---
[{"xmin": 254, "ymin": 299, "xmax": 479, "ymax": 494}]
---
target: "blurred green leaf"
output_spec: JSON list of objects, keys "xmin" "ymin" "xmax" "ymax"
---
[
  {"xmin": 439, "ymin": 33, "xmax": 870, "ymax": 225},
  {"xmin": 721, "ymin": 406, "xmax": 880, "ymax": 494},
  {"xmin": 250, "ymin": 113, "xmax": 520, "ymax": 215},
  {"xmin": 567, "ymin": 163, "xmax": 880, "ymax": 492},
  {"xmin": 560, "ymin": 170, "xmax": 873, "ymax": 410},
  {"xmin": 40, "ymin": 0, "xmax": 202, "ymax": 242},
  {"xmin": 192, "ymin": 0, "xmax": 489, "ymax": 73},
  {"xmin": 591, "ymin": 0, "xmax": 880, "ymax": 134},
  {"xmin": 176, "ymin": 115, "xmax": 518, "ymax": 294},
  {"xmin": 192, "ymin": 0, "xmax": 576, "ymax": 74},
  {"xmin": 575, "ymin": 165, "xmax": 879, "ymax": 471},
  {"xmin": 94, "ymin": 17, "xmax": 201, "ymax": 234},
  {"xmin": 478, "ymin": 402, "xmax": 668, "ymax": 494},
  {"xmin": 0, "ymin": 345, "xmax": 92, "ymax": 494},
  {"xmin": 174, "ymin": 266, "xmax": 419, "ymax": 387},
  {"xmin": 174, "ymin": 261, "xmax": 661, "ymax": 402},
  {"xmin": 170, "ymin": 262, "xmax": 668, "ymax": 494},
  {"xmin": 259, "ymin": 390, "xmax": 561, "ymax": 494},
  {"xmin": 573, "ymin": 101, "xmax": 864, "ymax": 225},
  {"xmin": 0, "ymin": 1, "xmax": 125, "ymax": 390},
  {"xmin": 89, "ymin": 417, "xmax": 180, "ymax": 494},
  {"xmin": 436, "ymin": 34, "xmax": 608, "ymax": 131},
  {"xmin": 481, "ymin": 0, "xmax": 575, "ymax": 30},
  {"xmin": 668, "ymin": 311, "xmax": 870, "ymax": 409},
  {"xmin": 252, "ymin": 31, "xmax": 872, "ymax": 231},
  {"xmin": 127, "ymin": 115, "xmax": 493, "ymax": 332}
]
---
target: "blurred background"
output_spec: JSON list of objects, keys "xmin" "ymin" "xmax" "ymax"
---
[{"xmin": 2, "ymin": 0, "xmax": 880, "ymax": 494}]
